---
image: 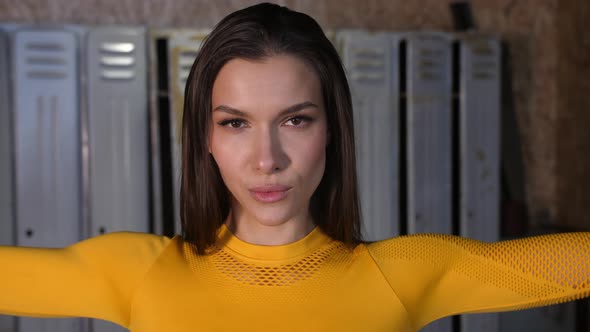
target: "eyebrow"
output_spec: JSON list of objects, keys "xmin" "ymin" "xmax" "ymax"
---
[{"xmin": 213, "ymin": 101, "xmax": 319, "ymax": 118}]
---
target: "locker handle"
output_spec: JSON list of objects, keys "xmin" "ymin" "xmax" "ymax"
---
[{"xmin": 25, "ymin": 228, "xmax": 34, "ymax": 238}]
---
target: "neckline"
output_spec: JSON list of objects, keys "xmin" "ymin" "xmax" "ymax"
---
[{"xmin": 216, "ymin": 223, "xmax": 331, "ymax": 261}]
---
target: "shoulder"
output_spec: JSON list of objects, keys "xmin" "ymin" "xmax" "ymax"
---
[
  {"xmin": 65, "ymin": 232, "xmax": 176, "ymax": 265},
  {"xmin": 365, "ymin": 233, "xmax": 474, "ymax": 250},
  {"xmin": 69, "ymin": 231, "xmax": 172, "ymax": 248},
  {"xmin": 364, "ymin": 233, "xmax": 485, "ymax": 262}
]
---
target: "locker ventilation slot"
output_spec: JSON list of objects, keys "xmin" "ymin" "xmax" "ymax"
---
[
  {"xmin": 179, "ymin": 50, "xmax": 198, "ymax": 87},
  {"xmin": 100, "ymin": 42, "xmax": 136, "ymax": 80},
  {"xmin": 350, "ymin": 47, "xmax": 385, "ymax": 83},
  {"xmin": 24, "ymin": 41, "xmax": 69, "ymax": 80},
  {"xmin": 417, "ymin": 47, "xmax": 444, "ymax": 82},
  {"xmin": 26, "ymin": 42, "xmax": 65, "ymax": 51},
  {"xmin": 472, "ymin": 44, "xmax": 497, "ymax": 80}
]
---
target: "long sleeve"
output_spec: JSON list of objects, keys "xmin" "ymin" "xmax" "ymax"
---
[
  {"xmin": 0, "ymin": 232, "xmax": 171, "ymax": 328},
  {"xmin": 366, "ymin": 232, "xmax": 590, "ymax": 331}
]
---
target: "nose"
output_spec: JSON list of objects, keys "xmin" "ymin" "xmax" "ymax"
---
[{"xmin": 253, "ymin": 127, "xmax": 289, "ymax": 174}]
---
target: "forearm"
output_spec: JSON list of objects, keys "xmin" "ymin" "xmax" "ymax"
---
[
  {"xmin": 367, "ymin": 232, "xmax": 590, "ymax": 330},
  {"xmin": 416, "ymin": 232, "xmax": 590, "ymax": 328}
]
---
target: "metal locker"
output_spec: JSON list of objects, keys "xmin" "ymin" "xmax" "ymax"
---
[
  {"xmin": 167, "ymin": 30, "xmax": 208, "ymax": 235},
  {"xmin": 337, "ymin": 30, "xmax": 400, "ymax": 241},
  {"xmin": 12, "ymin": 27, "xmax": 84, "ymax": 332},
  {"xmin": 86, "ymin": 26, "xmax": 149, "ymax": 236},
  {"xmin": 0, "ymin": 28, "xmax": 17, "ymax": 332},
  {"xmin": 86, "ymin": 26, "xmax": 149, "ymax": 332},
  {"xmin": 457, "ymin": 34, "xmax": 501, "ymax": 332},
  {"xmin": 402, "ymin": 32, "xmax": 453, "ymax": 332},
  {"xmin": 404, "ymin": 32, "xmax": 453, "ymax": 235}
]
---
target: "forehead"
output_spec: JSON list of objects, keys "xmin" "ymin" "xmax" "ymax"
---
[{"xmin": 211, "ymin": 55, "xmax": 323, "ymax": 112}]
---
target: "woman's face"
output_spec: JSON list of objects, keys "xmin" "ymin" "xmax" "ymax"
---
[{"xmin": 210, "ymin": 54, "xmax": 328, "ymax": 229}]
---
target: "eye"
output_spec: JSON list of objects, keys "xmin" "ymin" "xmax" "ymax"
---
[
  {"xmin": 218, "ymin": 118, "xmax": 247, "ymax": 129},
  {"xmin": 285, "ymin": 116, "xmax": 312, "ymax": 127}
]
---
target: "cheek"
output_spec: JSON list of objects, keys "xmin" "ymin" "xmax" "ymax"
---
[
  {"xmin": 210, "ymin": 131, "xmax": 245, "ymax": 185},
  {"xmin": 303, "ymin": 139, "xmax": 326, "ymax": 175},
  {"xmin": 287, "ymin": 129, "xmax": 327, "ymax": 188}
]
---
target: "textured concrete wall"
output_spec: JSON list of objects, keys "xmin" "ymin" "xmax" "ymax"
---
[
  {"xmin": 0, "ymin": 0, "xmax": 586, "ymax": 229},
  {"xmin": 555, "ymin": 0, "xmax": 590, "ymax": 230}
]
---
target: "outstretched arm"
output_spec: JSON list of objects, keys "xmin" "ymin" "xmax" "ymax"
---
[
  {"xmin": 367, "ymin": 232, "xmax": 590, "ymax": 330},
  {"xmin": 0, "ymin": 232, "xmax": 171, "ymax": 328}
]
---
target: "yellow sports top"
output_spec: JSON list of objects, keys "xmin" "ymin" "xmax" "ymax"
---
[{"xmin": 1, "ymin": 225, "xmax": 589, "ymax": 332}]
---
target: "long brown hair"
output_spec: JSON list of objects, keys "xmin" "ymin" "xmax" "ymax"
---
[{"xmin": 180, "ymin": 2, "xmax": 361, "ymax": 254}]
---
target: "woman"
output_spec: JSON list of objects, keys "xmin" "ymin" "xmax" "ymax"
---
[{"xmin": 1, "ymin": 3, "xmax": 589, "ymax": 332}]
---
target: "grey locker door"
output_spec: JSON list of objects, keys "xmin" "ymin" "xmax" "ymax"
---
[
  {"xmin": 337, "ymin": 30, "xmax": 400, "ymax": 241},
  {"xmin": 167, "ymin": 30, "xmax": 208, "ymax": 235},
  {"xmin": 86, "ymin": 26, "xmax": 149, "ymax": 332},
  {"xmin": 403, "ymin": 32, "xmax": 453, "ymax": 332},
  {"xmin": 405, "ymin": 32, "xmax": 453, "ymax": 235},
  {"xmin": 458, "ymin": 35, "xmax": 501, "ymax": 332},
  {"xmin": 87, "ymin": 27, "xmax": 149, "ymax": 236},
  {"xmin": 13, "ymin": 28, "xmax": 83, "ymax": 332},
  {"xmin": 0, "ymin": 29, "xmax": 17, "ymax": 332}
]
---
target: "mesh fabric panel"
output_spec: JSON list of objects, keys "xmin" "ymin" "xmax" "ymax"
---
[
  {"xmin": 367, "ymin": 232, "xmax": 590, "ymax": 315},
  {"xmin": 182, "ymin": 239, "xmax": 359, "ymax": 303}
]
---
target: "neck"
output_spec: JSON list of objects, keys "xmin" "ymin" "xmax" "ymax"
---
[{"xmin": 224, "ymin": 210, "xmax": 316, "ymax": 246}]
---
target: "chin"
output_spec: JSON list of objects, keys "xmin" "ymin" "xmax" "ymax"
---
[
  {"xmin": 240, "ymin": 201, "xmax": 297, "ymax": 226},
  {"xmin": 249, "ymin": 210, "xmax": 295, "ymax": 227}
]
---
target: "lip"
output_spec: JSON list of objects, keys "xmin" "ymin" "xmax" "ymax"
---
[{"xmin": 249, "ymin": 185, "xmax": 292, "ymax": 203}]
